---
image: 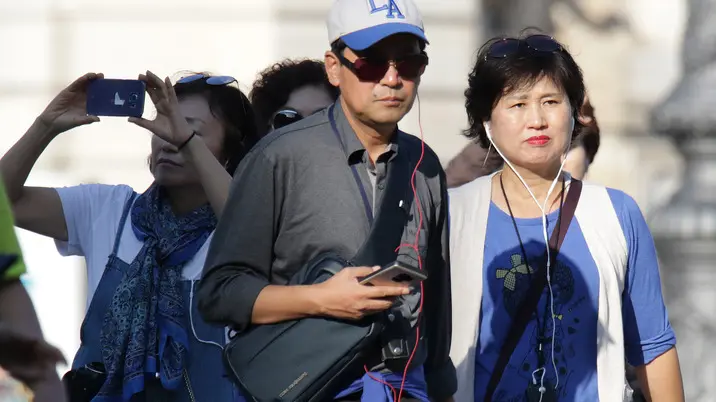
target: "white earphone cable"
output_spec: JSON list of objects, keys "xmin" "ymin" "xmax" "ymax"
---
[{"xmin": 483, "ymin": 120, "xmax": 573, "ymax": 397}]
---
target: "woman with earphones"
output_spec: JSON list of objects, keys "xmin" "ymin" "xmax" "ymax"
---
[
  {"xmin": 0, "ymin": 71, "xmax": 259, "ymax": 401},
  {"xmin": 447, "ymin": 33, "xmax": 684, "ymax": 401}
]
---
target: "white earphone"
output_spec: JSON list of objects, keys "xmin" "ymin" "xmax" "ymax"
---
[
  {"xmin": 189, "ymin": 279, "xmax": 224, "ymax": 349},
  {"xmin": 484, "ymin": 120, "xmax": 572, "ymax": 400}
]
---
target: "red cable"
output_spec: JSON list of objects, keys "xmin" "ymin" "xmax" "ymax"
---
[{"xmin": 363, "ymin": 95, "xmax": 426, "ymax": 402}]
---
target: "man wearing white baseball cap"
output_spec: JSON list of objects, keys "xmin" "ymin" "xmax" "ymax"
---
[
  {"xmin": 324, "ymin": 2, "xmax": 455, "ymax": 400},
  {"xmin": 326, "ymin": 0, "xmax": 428, "ymax": 51},
  {"xmin": 199, "ymin": 0, "xmax": 456, "ymax": 401}
]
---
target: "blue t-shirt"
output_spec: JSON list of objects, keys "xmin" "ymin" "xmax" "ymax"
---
[{"xmin": 474, "ymin": 188, "xmax": 676, "ymax": 401}]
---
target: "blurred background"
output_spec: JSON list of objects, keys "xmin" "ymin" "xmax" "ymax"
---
[{"xmin": 0, "ymin": 0, "xmax": 714, "ymax": 399}]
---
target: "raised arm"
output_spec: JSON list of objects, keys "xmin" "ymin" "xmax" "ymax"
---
[
  {"xmin": 128, "ymin": 71, "xmax": 232, "ymax": 217},
  {"xmin": 0, "ymin": 73, "xmax": 102, "ymax": 241}
]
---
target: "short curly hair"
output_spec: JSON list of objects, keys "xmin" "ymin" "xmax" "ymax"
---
[
  {"xmin": 250, "ymin": 59, "xmax": 340, "ymax": 136},
  {"xmin": 463, "ymin": 33, "xmax": 586, "ymax": 149}
]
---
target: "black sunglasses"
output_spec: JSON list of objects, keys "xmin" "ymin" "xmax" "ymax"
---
[
  {"xmin": 176, "ymin": 73, "xmax": 238, "ymax": 86},
  {"xmin": 271, "ymin": 108, "xmax": 303, "ymax": 130},
  {"xmin": 486, "ymin": 34, "xmax": 562, "ymax": 60},
  {"xmin": 333, "ymin": 49, "xmax": 429, "ymax": 82}
]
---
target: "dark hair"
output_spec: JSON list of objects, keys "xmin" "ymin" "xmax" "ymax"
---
[
  {"xmin": 577, "ymin": 97, "xmax": 600, "ymax": 163},
  {"xmin": 173, "ymin": 72, "xmax": 259, "ymax": 175},
  {"xmin": 249, "ymin": 59, "xmax": 340, "ymax": 136},
  {"xmin": 463, "ymin": 33, "xmax": 586, "ymax": 149}
]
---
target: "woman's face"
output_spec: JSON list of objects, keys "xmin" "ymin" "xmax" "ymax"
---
[
  {"xmin": 487, "ymin": 76, "xmax": 574, "ymax": 173},
  {"xmin": 283, "ymin": 84, "xmax": 335, "ymax": 119},
  {"xmin": 150, "ymin": 94, "xmax": 225, "ymax": 187}
]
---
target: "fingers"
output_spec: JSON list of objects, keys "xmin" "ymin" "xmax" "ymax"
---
[
  {"xmin": 360, "ymin": 299, "xmax": 395, "ymax": 312},
  {"xmin": 364, "ymin": 284, "xmax": 410, "ymax": 298},
  {"xmin": 129, "ymin": 117, "xmax": 172, "ymax": 143},
  {"xmin": 142, "ymin": 70, "xmax": 168, "ymax": 107},
  {"xmin": 67, "ymin": 72, "xmax": 103, "ymax": 92},
  {"xmin": 143, "ymin": 70, "xmax": 165, "ymax": 89},
  {"xmin": 35, "ymin": 342, "xmax": 66, "ymax": 365},
  {"xmin": 165, "ymin": 76, "xmax": 179, "ymax": 106},
  {"xmin": 127, "ymin": 117, "xmax": 154, "ymax": 131},
  {"xmin": 75, "ymin": 115, "xmax": 100, "ymax": 126},
  {"xmin": 143, "ymin": 78, "xmax": 164, "ymax": 107}
]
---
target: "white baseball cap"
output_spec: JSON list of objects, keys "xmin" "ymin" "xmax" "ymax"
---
[{"xmin": 327, "ymin": 0, "xmax": 428, "ymax": 51}]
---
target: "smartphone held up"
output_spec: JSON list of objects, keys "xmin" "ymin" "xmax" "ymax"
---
[
  {"xmin": 358, "ymin": 261, "xmax": 427, "ymax": 288},
  {"xmin": 86, "ymin": 79, "xmax": 146, "ymax": 118}
]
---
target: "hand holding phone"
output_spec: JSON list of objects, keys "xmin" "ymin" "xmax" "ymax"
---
[
  {"xmin": 127, "ymin": 71, "xmax": 195, "ymax": 148},
  {"xmin": 313, "ymin": 266, "xmax": 411, "ymax": 320},
  {"xmin": 358, "ymin": 261, "xmax": 427, "ymax": 287},
  {"xmin": 37, "ymin": 72, "xmax": 104, "ymax": 136},
  {"xmin": 86, "ymin": 78, "xmax": 146, "ymax": 118}
]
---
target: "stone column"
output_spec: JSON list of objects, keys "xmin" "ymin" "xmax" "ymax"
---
[{"xmin": 650, "ymin": 0, "xmax": 716, "ymax": 400}]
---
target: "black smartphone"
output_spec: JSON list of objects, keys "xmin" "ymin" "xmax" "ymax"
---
[
  {"xmin": 86, "ymin": 79, "xmax": 146, "ymax": 118},
  {"xmin": 358, "ymin": 261, "xmax": 427, "ymax": 287},
  {"xmin": 62, "ymin": 362, "xmax": 107, "ymax": 402}
]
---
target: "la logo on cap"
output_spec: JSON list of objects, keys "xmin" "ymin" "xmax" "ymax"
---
[{"xmin": 368, "ymin": 0, "xmax": 405, "ymax": 19}]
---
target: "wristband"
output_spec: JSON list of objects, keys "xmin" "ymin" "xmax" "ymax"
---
[{"xmin": 177, "ymin": 131, "xmax": 196, "ymax": 151}]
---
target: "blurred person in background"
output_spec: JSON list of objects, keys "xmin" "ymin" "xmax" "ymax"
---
[
  {"xmin": 250, "ymin": 58, "xmax": 340, "ymax": 136},
  {"xmin": 0, "ymin": 180, "xmax": 66, "ymax": 402},
  {"xmin": 445, "ymin": 95, "xmax": 600, "ymax": 187},
  {"xmin": 482, "ymin": 0, "xmax": 628, "ymax": 41},
  {"xmin": 0, "ymin": 70, "xmax": 259, "ymax": 401},
  {"xmin": 448, "ymin": 33, "xmax": 683, "ymax": 401}
]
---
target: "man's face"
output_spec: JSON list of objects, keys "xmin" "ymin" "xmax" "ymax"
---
[{"xmin": 325, "ymin": 34, "xmax": 425, "ymax": 131}]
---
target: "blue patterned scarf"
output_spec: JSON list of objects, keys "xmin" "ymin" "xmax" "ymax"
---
[{"xmin": 95, "ymin": 184, "xmax": 217, "ymax": 401}]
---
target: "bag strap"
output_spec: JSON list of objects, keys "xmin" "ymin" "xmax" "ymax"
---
[
  {"xmin": 327, "ymin": 103, "xmax": 414, "ymax": 269},
  {"xmin": 485, "ymin": 179, "xmax": 583, "ymax": 401},
  {"xmin": 110, "ymin": 191, "xmax": 136, "ymax": 256}
]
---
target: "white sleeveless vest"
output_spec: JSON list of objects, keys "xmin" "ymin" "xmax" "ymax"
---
[{"xmin": 448, "ymin": 173, "xmax": 630, "ymax": 401}]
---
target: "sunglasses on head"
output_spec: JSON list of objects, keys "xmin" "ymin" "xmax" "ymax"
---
[
  {"xmin": 176, "ymin": 73, "xmax": 237, "ymax": 86},
  {"xmin": 333, "ymin": 47, "xmax": 429, "ymax": 82},
  {"xmin": 486, "ymin": 34, "xmax": 562, "ymax": 60},
  {"xmin": 270, "ymin": 108, "xmax": 303, "ymax": 130}
]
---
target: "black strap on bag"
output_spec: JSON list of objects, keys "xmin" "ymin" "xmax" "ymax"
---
[
  {"xmin": 222, "ymin": 104, "xmax": 416, "ymax": 402},
  {"xmin": 484, "ymin": 179, "xmax": 582, "ymax": 402}
]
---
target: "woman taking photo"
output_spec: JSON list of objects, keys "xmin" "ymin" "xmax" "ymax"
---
[
  {"xmin": 447, "ymin": 34, "xmax": 683, "ymax": 401},
  {"xmin": 0, "ymin": 71, "xmax": 258, "ymax": 401}
]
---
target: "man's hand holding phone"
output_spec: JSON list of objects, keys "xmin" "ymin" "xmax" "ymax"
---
[{"xmin": 312, "ymin": 266, "xmax": 410, "ymax": 320}]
